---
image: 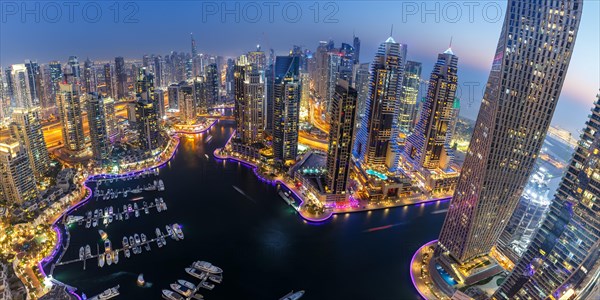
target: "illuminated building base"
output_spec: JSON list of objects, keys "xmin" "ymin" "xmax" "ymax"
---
[
  {"xmin": 430, "ymin": 246, "xmax": 504, "ymax": 296},
  {"xmin": 351, "ymin": 161, "xmax": 413, "ymax": 201}
]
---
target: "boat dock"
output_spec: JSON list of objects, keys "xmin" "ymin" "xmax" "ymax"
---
[
  {"xmin": 66, "ymin": 200, "xmax": 168, "ymax": 227},
  {"xmin": 56, "ymin": 229, "xmax": 181, "ymax": 268}
]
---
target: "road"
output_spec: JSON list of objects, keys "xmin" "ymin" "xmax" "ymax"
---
[
  {"xmin": 308, "ymin": 97, "xmax": 330, "ymax": 134},
  {"xmin": 298, "ymin": 131, "xmax": 328, "ymax": 151}
]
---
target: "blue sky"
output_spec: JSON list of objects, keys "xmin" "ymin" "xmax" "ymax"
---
[{"xmin": 1, "ymin": 1, "xmax": 598, "ymax": 135}]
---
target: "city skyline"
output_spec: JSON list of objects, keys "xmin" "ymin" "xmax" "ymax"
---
[
  {"xmin": 1, "ymin": 1, "xmax": 599, "ymax": 299},
  {"xmin": 1, "ymin": 1, "xmax": 598, "ymax": 136}
]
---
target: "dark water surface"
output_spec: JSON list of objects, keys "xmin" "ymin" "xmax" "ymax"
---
[{"xmin": 53, "ymin": 120, "xmax": 448, "ymax": 300}]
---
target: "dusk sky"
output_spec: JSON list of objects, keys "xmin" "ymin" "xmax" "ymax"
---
[{"xmin": 1, "ymin": 0, "xmax": 598, "ymax": 135}]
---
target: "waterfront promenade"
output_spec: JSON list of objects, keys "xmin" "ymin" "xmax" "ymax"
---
[{"xmin": 213, "ymin": 132, "xmax": 452, "ymax": 222}]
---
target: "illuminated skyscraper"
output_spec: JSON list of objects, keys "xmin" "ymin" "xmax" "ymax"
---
[
  {"xmin": 398, "ymin": 60, "xmax": 422, "ymax": 135},
  {"xmin": 272, "ymin": 55, "xmax": 301, "ymax": 163},
  {"xmin": 57, "ymin": 82, "xmax": 86, "ymax": 152},
  {"xmin": 24, "ymin": 60, "xmax": 43, "ymax": 107},
  {"xmin": 103, "ymin": 96, "xmax": 117, "ymax": 138},
  {"xmin": 87, "ymin": 93, "xmax": 111, "ymax": 160},
  {"xmin": 115, "ymin": 56, "xmax": 127, "ymax": 99},
  {"xmin": 179, "ymin": 84, "xmax": 196, "ymax": 125},
  {"xmin": 10, "ymin": 107, "xmax": 50, "ymax": 178},
  {"xmin": 102, "ymin": 63, "xmax": 113, "ymax": 98},
  {"xmin": 325, "ymin": 80, "xmax": 358, "ymax": 197},
  {"xmin": 83, "ymin": 58, "xmax": 96, "ymax": 93},
  {"xmin": 494, "ymin": 94, "xmax": 600, "ymax": 300},
  {"xmin": 404, "ymin": 49, "xmax": 457, "ymax": 170},
  {"xmin": 46, "ymin": 61, "xmax": 63, "ymax": 112},
  {"xmin": 433, "ymin": 0, "xmax": 583, "ymax": 285},
  {"xmin": 205, "ymin": 63, "xmax": 219, "ymax": 107},
  {"xmin": 10, "ymin": 64, "xmax": 32, "ymax": 108},
  {"xmin": 354, "ymin": 62, "xmax": 370, "ymax": 120},
  {"xmin": 354, "ymin": 36, "xmax": 405, "ymax": 171},
  {"xmin": 154, "ymin": 88, "xmax": 166, "ymax": 118},
  {"xmin": 193, "ymin": 77, "xmax": 208, "ymax": 115},
  {"xmin": 233, "ymin": 56, "xmax": 265, "ymax": 145},
  {"xmin": 0, "ymin": 139, "xmax": 38, "ymax": 205},
  {"xmin": 135, "ymin": 98, "xmax": 161, "ymax": 151}
]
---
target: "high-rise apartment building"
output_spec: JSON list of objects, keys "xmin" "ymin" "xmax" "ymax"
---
[
  {"xmin": 354, "ymin": 36, "xmax": 405, "ymax": 171},
  {"xmin": 404, "ymin": 49, "xmax": 457, "ymax": 170},
  {"xmin": 272, "ymin": 56, "xmax": 301, "ymax": 163},
  {"xmin": 325, "ymin": 80, "xmax": 358, "ymax": 197},
  {"xmin": 434, "ymin": 0, "xmax": 583, "ymax": 286},
  {"xmin": 87, "ymin": 93, "xmax": 111, "ymax": 160},
  {"xmin": 233, "ymin": 57, "xmax": 265, "ymax": 145},
  {"xmin": 10, "ymin": 107, "xmax": 50, "ymax": 178},
  {"xmin": 494, "ymin": 93, "xmax": 599, "ymax": 300},
  {"xmin": 115, "ymin": 57, "xmax": 127, "ymax": 99},
  {"xmin": 57, "ymin": 82, "xmax": 86, "ymax": 152},
  {"xmin": 179, "ymin": 84, "xmax": 196, "ymax": 125},
  {"xmin": 0, "ymin": 139, "xmax": 39, "ymax": 205},
  {"xmin": 398, "ymin": 60, "xmax": 422, "ymax": 135}
]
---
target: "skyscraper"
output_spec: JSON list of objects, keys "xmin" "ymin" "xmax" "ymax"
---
[
  {"xmin": 398, "ymin": 60, "xmax": 422, "ymax": 135},
  {"xmin": 494, "ymin": 93, "xmax": 599, "ymax": 300},
  {"xmin": 68, "ymin": 56, "xmax": 80, "ymax": 80},
  {"xmin": 154, "ymin": 88, "xmax": 166, "ymax": 119},
  {"xmin": 404, "ymin": 49, "xmax": 457, "ymax": 170},
  {"xmin": 135, "ymin": 98, "xmax": 161, "ymax": 151},
  {"xmin": 10, "ymin": 64, "xmax": 32, "ymax": 108},
  {"xmin": 47, "ymin": 61, "xmax": 63, "ymax": 112},
  {"xmin": 87, "ymin": 93, "xmax": 111, "ymax": 160},
  {"xmin": 434, "ymin": 0, "xmax": 583, "ymax": 285},
  {"xmin": 354, "ymin": 36, "xmax": 405, "ymax": 171},
  {"xmin": 57, "ymin": 82, "xmax": 86, "ymax": 152},
  {"xmin": 272, "ymin": 55, "xmax": 301, "ymax": 163},
  {"xmin": 168, "ymin": 84, "xmax": 180, "ymax": 110},
  {"xmin": 179, "ymin": 84, "xmax": 196, "ymax": 125},
  {"xmin": 205, "ymin": 63, "xmax": 219, "ymax": 107},
  {"xmin": 353, "ymin": 35, "xmax": 361, "ymax": 64},
  {"xmin": 103, "ymin": 63, "xmax": 113, "ymax": 98},
  {"xmin": 10, "ymin": 107, "xmax": 50, "ymax": 178},
  {"xmin": 0, "ymin": 139, "xmax": 38, "ymax": 205},
  {"xmin": 24, "ymin": 60, "xmax": 43, "ymax": 107},
  {"xmin": 233, "ymin": 57, "xmax": 265, "ymax": 145},
  {"xmin": 115, "ymin": 57, "xmax": 127, "ymax": 99},
  {"xmin": 325, "ymin": 80, "xmax": 358, "ymax": 198},
  {"xmin": 83, "ymin": 58, "xmax": 96, "ymax": 93},
  {"xmin": 103, "ymin": 96, "xmax": 117, "ymax": 138},
  {"xmin": 354, "ymin": 62, "xmax": 370, "ymax": 119}
]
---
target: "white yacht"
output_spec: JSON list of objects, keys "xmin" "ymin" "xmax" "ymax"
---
[
  {"xmin": 208, "ymin": 274, "xmax": 222, "ymax": 283},
  {"xmin": 172, "ymin": 224, "xmax": 184, "ymax": 240},
  {"xmin": 158, "ymin": 180, "xmax": 165, "ymax": 191},
  {"xmin": 106, "ymin": 252, "xmax": 113, "ymax": 265},
  {"xmin": 162, "ymin": 290, "xmax": 184, "ymax": 300},
  {"xmin": 170, "ymin": 283, "xmax": 191, "ymax": 297},
  {"xmin": 177, "ymin": 279, "xmax": 195, "ymax": 290},
  {"xmin": 200, "ymin": 281, "xmax": 214, "ymax": 290},
  {"xmin": 165, "ymin": 225, "xmax": 173, "ymax": 237},
  {"xmin": 85, "ymin": 245, "xmax": 91, "ymax": 258},
  {"xmin": 134, "ymin": 234, "xmax": 141, "ymax": 245},
  {"xmin": 79, "ymin": 247, "xmax": 84, "ymax": 260},
  {"xmin": 185, "ymin": 267, "xmax": 204, "ymax": 280},
  {"xmin": 193, "ymin": 261, "xmax": 223, "ymax": 274},
  {"xmin": 98, "ymin": 253, "xmax": 105, "ymax": 267},
  {"xmin": 113, "ymin": 250, "xmax": 119, "ymax": 264},
  {"xmin": 90, "ymin": 285, "xmax": 120, "ymax": 300}
]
